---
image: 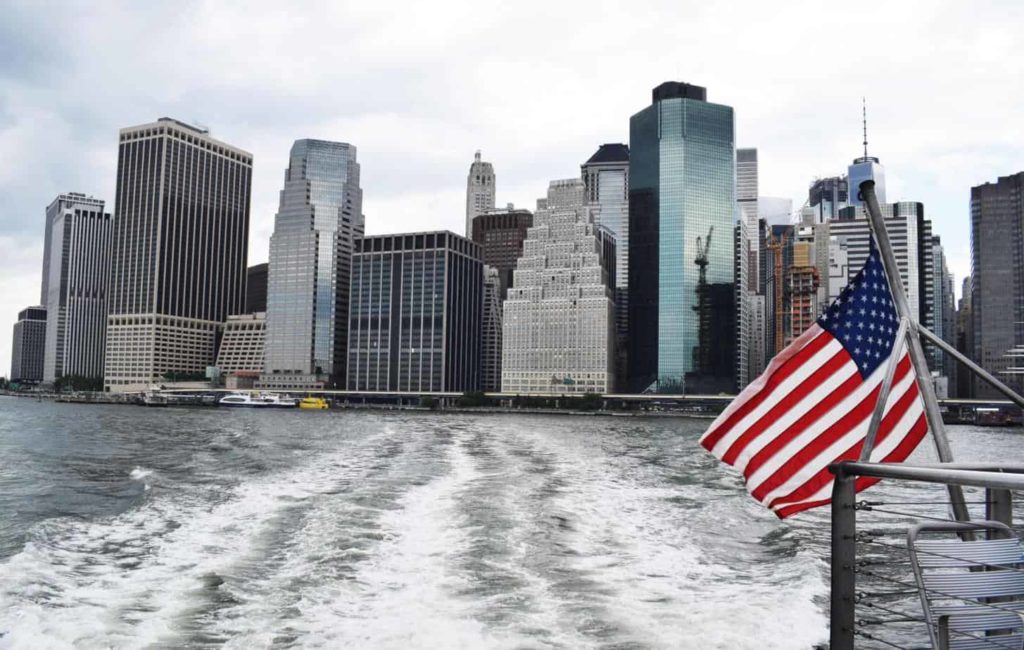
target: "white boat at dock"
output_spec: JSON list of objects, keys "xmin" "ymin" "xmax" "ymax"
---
[{"xmin": 218, "ymin": 392, "xmax": 298, "ymax": 408}]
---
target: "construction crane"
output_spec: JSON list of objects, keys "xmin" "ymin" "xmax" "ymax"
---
[{"xmin": 693, "ymin": 226, "xmax": 713, "ymax": 374}]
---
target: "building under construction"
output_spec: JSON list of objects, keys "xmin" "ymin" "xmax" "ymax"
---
[
  {"xmin": 762, "ymin": 224, "xmax": 793, "ymax": 360},
  {"xmin": 787, "ymin": 239, "xmax": 820, "ymax": 344}
]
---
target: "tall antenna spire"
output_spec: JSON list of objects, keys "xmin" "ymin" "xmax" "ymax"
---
[{"xmin": 862, "ymin": 97, "xmax": 869, "ymax": 159}]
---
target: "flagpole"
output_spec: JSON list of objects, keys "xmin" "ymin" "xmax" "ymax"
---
[
  {"xmin": 859, "ymin": 317, "xmax": 909, "ymax": 461},
  {"xmin": 858, "ymin": 180, "xmax": 971, "ymax": 524},
  {"xmin": 916, "ymin": 324, "xmax": 1024, "ymax": 409}
]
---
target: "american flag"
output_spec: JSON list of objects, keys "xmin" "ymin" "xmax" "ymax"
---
[{"xmin": 700, "ymin": 241, "xmax": 927, "ymax": 518}]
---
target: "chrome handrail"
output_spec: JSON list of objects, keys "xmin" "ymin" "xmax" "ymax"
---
[
  {"xmin": 827, "ymin": 462, "xmax": 1024, "ymax": 649},
  {"xmin": 831, "ymin": 462, "xmax": 1024, "ymax": 491}
]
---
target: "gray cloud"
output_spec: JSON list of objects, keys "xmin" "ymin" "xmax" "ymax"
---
[{"xmin": 1, "ymin": 0, "xmax": 1023, "ymax": 374}]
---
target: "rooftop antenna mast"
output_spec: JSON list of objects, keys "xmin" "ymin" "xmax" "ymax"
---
[{"xmin": 862, "ymin": 97, "xmax": 869, "ymax": 159}]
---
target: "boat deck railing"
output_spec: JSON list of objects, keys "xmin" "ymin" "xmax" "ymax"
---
[{"xmin": 827, "ymin": 462, "xmax": 1024, "ymax": 649}]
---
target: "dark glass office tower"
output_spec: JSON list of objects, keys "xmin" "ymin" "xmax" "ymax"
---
[
  {"xmin": 10, "ymin": 306, "xmax": 46, "ymax": 383},
  {"xmin": 347, "ymin": 232, "xmax": 482, "ymax": 392},
  {"xmin": 105, "ymin": 118, "xmax": 252, "ymax": 390},
  {"xmin": 245, "ymin": 263, "xmax": 268, "ymax": 313},
  {"xmin": 970, "ymin": 172, "xmax": 1024, "ymax": 398},
  {"xmin": 628, "ymin": 82, "xmax": 736, "ymax": 394}
]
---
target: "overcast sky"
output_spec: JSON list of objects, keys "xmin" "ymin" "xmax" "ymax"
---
[{"xmin": 1, "ymin": 0, "xmax": 1022, "ymax": 376}]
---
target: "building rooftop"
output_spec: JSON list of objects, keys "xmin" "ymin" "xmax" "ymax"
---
[
  {"xmin": 585, "ymin": 143, "xmax": 630, "ymax": 165},
  {"xmin": 652, "ymin": 81, "xmax": 707, "ymax": 103},
  {"xmin": 157, "ymin": 116, "xmax": 209, "ymax": 134}
]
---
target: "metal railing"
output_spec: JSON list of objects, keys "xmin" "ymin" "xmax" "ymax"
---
[{"xmin": 828, "ymin": 462, "xmax": 1024, "ymax": 649}]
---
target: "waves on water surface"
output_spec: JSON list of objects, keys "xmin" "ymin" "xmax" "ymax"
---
[{"xmin": 0, "ymin": 401, "xmax": 838, "ymax": 648}]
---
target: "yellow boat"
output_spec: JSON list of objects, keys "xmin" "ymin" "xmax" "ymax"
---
[{"xmin": 298, "ymin": 396, "xmax": 329, "ymax": 410}]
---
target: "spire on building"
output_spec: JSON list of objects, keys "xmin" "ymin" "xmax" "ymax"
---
[
  {"xmin": 465, "ymin": 151, "xmax": 496, "ymax": 237},
  {"xmin": 862, "ymin": 97, "xmax": 869, "ymax": 159},
  {"xmin": 848, "ymin": 96, "xmax": 886, "ymax": 207}
]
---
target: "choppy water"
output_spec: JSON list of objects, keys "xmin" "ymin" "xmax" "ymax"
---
[{"xmin": 0, "ymin": 396, "xmax": 1017, "ymax": 648}]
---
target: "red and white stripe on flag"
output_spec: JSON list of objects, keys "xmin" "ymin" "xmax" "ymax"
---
[{"xmin": 700, "ymin": 240, "xmax": 928, "ymax": 518}]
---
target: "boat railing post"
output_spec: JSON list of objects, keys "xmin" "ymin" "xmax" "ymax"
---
[
  {"xmin": 986, "ymin": 488, "xmax": 1013, "ymax": 539},
  {"xmin": 830, "ymin": 466, "xmax": 857, "ymax": 650}
]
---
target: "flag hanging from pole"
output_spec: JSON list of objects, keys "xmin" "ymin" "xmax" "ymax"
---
[{"xmin": 700, "ymin": 241, "xmax": 927, "ymax": 518}]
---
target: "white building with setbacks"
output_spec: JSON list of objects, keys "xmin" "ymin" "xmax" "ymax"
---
[{"xmin": 501, "ymin": 179, "xmax": 615, "ymax": 394}]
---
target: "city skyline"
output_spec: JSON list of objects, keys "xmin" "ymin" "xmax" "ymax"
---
[{"xmin": 2, "ymin": 1, "xmax": 1023, "ymax": 374}]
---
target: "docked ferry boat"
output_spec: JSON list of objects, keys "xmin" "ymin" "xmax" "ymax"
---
[
  {"xmin": 298, "ymin": 396, "xmax": 329, "ymax": 410},
  {"xmin": 218, "ymin": 392, "xmax": 298, "ymax": 408}
]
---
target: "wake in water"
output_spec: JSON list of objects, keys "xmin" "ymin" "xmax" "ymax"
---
[{"xmin": 0, "ymin": 407, "xmax": 829, "ymax": 649}]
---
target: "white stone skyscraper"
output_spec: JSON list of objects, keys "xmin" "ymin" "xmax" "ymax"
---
[
  {"xmin": 262, "ymin": 139, "xmax": 363, "ymax": 389},
  {"xmin": 501, "ymin": 179, "xmax": 615, "ymax": 394},
  {"xmin": 42, "ymin": 193, "xmax": 112, "ymax": 383},
  {"xmin": 465, "ymin": 151, "xmax": 495, "ymax": 236}
]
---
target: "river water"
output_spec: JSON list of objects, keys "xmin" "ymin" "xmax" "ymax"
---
[{"xmin": 0, "ymin": 396, "xmax": 1018, "ymax": 648}]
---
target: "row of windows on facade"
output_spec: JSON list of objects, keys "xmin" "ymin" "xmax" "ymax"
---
[
  {"xmin": 358, "ymin": 233, "xmax": 481, "ymax": 256},
  {"xmin": 120, "ymin": 126, "xmax": 252, "ymax": 164},
  {"xmin": 108, "ymin": 316, "xmax": 221, "ymax": 329}
]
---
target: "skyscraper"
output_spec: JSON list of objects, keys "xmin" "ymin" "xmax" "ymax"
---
[
  {"xmin": 763, "ymin": 224, "xmax": 794, "ymax": 361},
  {"xmin": 470, "ymin": 205, "xmax": 532, "ymax": 392},
  {"xmin": 970, "ymin": 172, "xmax": 1024, "ymax": 398},
  {"xmin": 809, "ymin": 176, "xmax": 849, "ymax": 223},
  {"xmin": 956, "ymin": 276, "xmax": 974, "ymax": 398},
  {"xmin": 245, "ymin": 263, "xmax": 268, "ymax": 313},
  {"xmin": 104, "ymin": 118, "xmax": 252, "ymax": 391},
  {"xmin": 481, "ymin": 266, "xmax": 502, "ymax": 392},
  {"xmin": 736, "ymin": 149, "xmax": 758, "ymax": 228},
  {"xmin": 470, "ymin": 205, "xmax": 533, "ymax": 299},
  {"xmin": 628, "ymin": 81, "xmax": 736, "ymax": 394},
  {"xmin": 788, "ymin": 233, "xmax": 820, "ymax": 344},
  {"xmin": 931, "ymin": 237, "xmax": 955, "ymax": 383},
  {"xmin": 465, "ymin": 151, "xmax": 496, "ymax": 237},
  {"xmin": 832, "ymin": 202, "xmax": 934, "ymax": 346},
  {"xmin": 736, "ymin": 148, "xmax": 760, "ymax": 302},
  {"xmin": 735, "ymin": 220, "xmax": 751, "ymax": 389},
  {"xmin": 347, "ymin": 232, "xmax": 482, "ymax": 392},
  {"xmin": 262, "ymin": 139, "xmax": 363, "ymax": 389},
  {"xmin": 10, "ymin": 306, "xmax": 46, "ymax": 384},
  {"xmin": 502, "ymin": 179, "xmax": 615, "ymax": 395},
  {"xmin": 41, "ymin": 193, "xmax": 112, "ymax": 383},
  {"xmin": 582, "ymin": 143, "xmax": 630, "ymax": 388},
  {"xmin": 848, "ymin": 102, "xmax": 886, "ymax": 208},
  {"xmin": 848, "ymin": 157, "xmax": 886, "ymax": 208}
]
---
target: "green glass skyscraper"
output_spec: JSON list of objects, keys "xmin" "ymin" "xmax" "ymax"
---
[{"xmin": 628, "ymin": 82, "xmax": 736, "ymax": 394}]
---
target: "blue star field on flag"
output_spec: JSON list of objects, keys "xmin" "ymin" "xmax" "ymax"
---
[{"xmin": 817, "ymin": 240, "xmax": 900, "ymax": 378}]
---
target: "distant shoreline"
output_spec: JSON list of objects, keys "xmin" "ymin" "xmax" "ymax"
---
[{"xmin": 0, "ymin": 391, "xmax": 718, "ymax": 419}]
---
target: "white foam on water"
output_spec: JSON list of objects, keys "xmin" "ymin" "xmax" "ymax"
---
[
  {"xmin": 499, "ymin": 424, "xmax": 829, "ymax": 649},
  {"xmin": 0, "ymin": 416, "xmax": 830, "ymax": 649},
  {"xmin": 128, "ymin": 467, "xmax": 152, "ymax": 480},
  {"xmin": 267, "ymin": 435, "xmax": 513, "ymax": 649},
  {"xmin": 0, "ymin": 427, "xmax": 393, "ymax": 648}
]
